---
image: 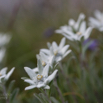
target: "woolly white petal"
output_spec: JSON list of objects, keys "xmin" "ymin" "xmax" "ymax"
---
[
  {"xmin": 0, "ymin": 75, "xmax": 6, "ymax": 79},
  {"xmin": 40, "ymin": 49, "xmax": 50, "ymax": 55},
  {"xmin": 59, "ymin": 37, "xmax": 66, "ymax": 49},
  {"xmin": 44, "ymin": 85, "xmax": 50, "ymax": 89},
  {"xmin": 0, "ymin": 34, "xmax": 11, "ymax": 46},
  {"xmin": 25, "ymin": 85, "xmax": 36, "ymax": 90},
  {"xmin": 99, "ymin": 26, "xmax": 103, "ymax": 31},
  {"xmin": 37, "ymin": 59, "xmax": 43, "ymax": 74},
  {"xmin": 40, "ymin": 52, "xmax": 48, "ymax": 62},
  {"xmin": 47, "ymin": 42, "xmax": 51, "ymax": 49},
  {"xmin": 74, "ymin": 13, "xmax": 85, "ymax": 30},
  {"xmin": 52, "ymin": 42, "xmax": 58, "ymax": 50},
  {"xmin": 45, "ymin": 69, "xmax": 58, "ymax": 84},
  {"xmin": 24, "ymin": 79, "xmax": 34, "ymax": 84},
  {"xmin": 37, "ymin": 83, "xmax": 45, "ymax": 88},
  {"xmin": 94, "ymin": 10, "xmax": 102, "ymax": 20},
  {"xmin": 0, "ymin": 67, "xmax": 7, "ymax": 75},
  {"xmin": 5, "ymin": 67, "xmax": 15, "ymax": 80},
  {"xmin": 63, "ymin": 50, "xmax": 71, "ymax": 59},
  {"xmin": 62, "ymin": 33, "xmax": 73, "ymax": 41},
  {"xmin": 32, "ymin": 67, "xmax": 39, "ymax": 73},
  {"xmin": 89, "ymin": 17, "xmax": 100, "ymax": 27},
  {"xmin": 49, "ymin": 56, "xmax": 55, "ymax": 67},
  {"xmin": 24, "ymin": 67, "xmax": 36, "ymax": 80},
  {"xmin": 84, "ymin": 27, "xmax": 93, "ymax": 40},
  {"xmin": 60, "ymin": 45, "xmax": 69, "ymax": 54},
  {"xmin": 69, "ymin": 19, "xmax": 75, "ymax": 26},
  {"xmin": 79, "ymin": 21, "xmax": 86, "ymax": 33},
  {"xmin": 42, "ymin": 64, "xmax": 49, "ymax": 77}
]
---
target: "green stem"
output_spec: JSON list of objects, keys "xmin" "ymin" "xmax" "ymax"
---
[
  {"xmin": 1, "ymin": 83, "xmax": 9, "ymax": 103},
  {"xmin": 58, "ymin": 62, "xmax": 70, "ymax": 86},
  {"xmin": 54, "ymin": 79, "xmax": 65, "ymax": 103},
  {"xmin": 40, "ymin": 89, "xmax": 52, "ymax": 103},
  {"xmin": 59, "ymin": 62, "xmax": 77, "ymax": 102}
]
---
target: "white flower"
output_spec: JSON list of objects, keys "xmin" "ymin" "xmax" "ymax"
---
[
  {"xmin": 0, "ymin": 67, "xmax": 15, "ymax": 83},
  {"xmin": 55, "ymin": 13, "xmax": 93, "ymax": 41},
  {"xmin": 36, "ymin": 52, "xmax": 54, "ymax": 68},
  {"xmin": 40, "ymin": 37, "xmax": 71, "ymax": 62},
  {"xmin": 22, "ymin": 64, "xmax": 58, "ymax": 90},
  {"xmin": 0, "ymin": 33, "xmax": 11, "ymax": 47},
  {"xmin": 89, "ymin": 10, "xmax": 103, "ymax": 32}
]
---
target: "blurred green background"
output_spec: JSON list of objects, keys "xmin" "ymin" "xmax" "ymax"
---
[{"xmin": 0, "ymin": 0, "xmax": 103, "ymax": 102}]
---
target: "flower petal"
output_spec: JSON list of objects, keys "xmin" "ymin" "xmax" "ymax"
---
[
  {"xmin": 0, "ymin": 34, "xmax": 11, "ymax": 46},
  {"xmin": 52, "ymin": 42, "xmax": 58, "ymax": 51},
  {"xmin": 45, "ymin": 69, "xmax": 58, "ymax": 84},
  {"xmin": 0, "ymin": 75, "xmax": 6, "ymax": 79},
  {"xmin": 47, "ymin": 42, "xmax": 51, "ymax": 49},
  {"xmin": 40, "ymin": 49, "xmax": 50, "ymax": 55},
  {"xmin": 44, "ymin": 85, "xmax": 50, "ymax": 89},
  {"xmin": 24, "ymin": 67, "xmax": 36, "ymax": 80},
  {"xmin": 89, "ymin": 17, "xmax": 100, "ymax": 27},
  {"xmin": 42, "ymin": 64, "xmax": 49, "ymax": 77},
  {"xmin": 62, "ymin": 33, "xmax": 74, "ymax": 41},
  {"xmin": 37, "ymin": 83, "xmax": 45, "ymax": 88},
  {"xmin": 40, "ymin": 52, "xmax": 48, "ymax": 62},
  {"xmin": 63, "ymin": 50, "xmax": 71, "ymax": 59},
  {"xmin": 5, "ymin": 67, "xmax": 15, "ymax": 80},
  {"xmin": 60, "ymin": 45, "xmax": 69, "ymax": 54},
  {"xmin": 49, "ymin": 56, "xmax": 55, "ymax": 67},
  {"xmin": 99, "ymin": 27, "xmax": 103, "ymax": 31},
  {"xmin": 79, "ymin": 21, "xmax": 86, "ymax": 33},
  {"xmin": 37, "ymin": 59, "xmax": 43, "ymax": 74},
  {"xmin": 0, "ymin": 67, "xmax": 7, "ymax": 75},
  {"xmin": 84, "ymin": 27, "xmax": 93, "ymax": 40},
  {"xmin": 69, "ymin": 19, "xmax": 75, "ymax": 26},
  {"xmin": 25, "ymin": 85, "xmax": 36, "ymax": 90},
  {"xmin": 32, "ymin": 67, "xmax": 39, "ymax": 73},
  {"xmin": 24, "ymin": 79, "xmax": 34, "ymax": 84},
  {"xmin": 94, "ymin": 10, "xmax": 102, "ymax": 20},
  {"xmin": 74, "ymin": 13, "xmax": 85, "ymax": 30},
  {"xmin": 59, "ymin": 37, "xmax": 66, "ymax": 49}
]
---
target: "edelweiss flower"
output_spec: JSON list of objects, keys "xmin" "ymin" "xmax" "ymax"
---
[
  {"xmin": 22, "ymin": 64, "xmax": 58, "ymax": 90},
  {"xmin": 0, "ymin": 67, "xmax": 15, "ymax": 83},
  {"xmin": 89, "ymin": 10, "xmax": 103, "ymax": 32},
  {"xmin": 36, "ymin": 52, "xmax": 54, "ymax": 68},
  {"xmin": 55, "ymin": 13, "xmax": 93, "ymax": 41},
  {"xmin": 0, "ymin": 33, "xmax": 11, "ymax": 47},
  {"xmin": 40, "ymin": 37, "xmax": 71, "ymax": 62}
]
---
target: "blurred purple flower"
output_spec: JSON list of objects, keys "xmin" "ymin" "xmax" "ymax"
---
[
  {"xmin": 83, "ymin": 39, "xmax": 99, "ymax": 51},
  {"xmin": 43, "ymin": 27, "xmax": 55, "ymax": 38}
]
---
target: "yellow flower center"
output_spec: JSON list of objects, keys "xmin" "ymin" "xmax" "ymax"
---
[
  {"xmin": 42, "ymin": 61, "xmax": 46, "ymax": 66},
  {"xmin": 76, "ymin": 32, "xmax": 82, "ymax": 35},
  {"xmin": 37, "ymin": 75, "xmax": 43, "ymax": 80},
  {"xmin": 54, "ymin": 50, "xmax": 58, "ymax": 56}
]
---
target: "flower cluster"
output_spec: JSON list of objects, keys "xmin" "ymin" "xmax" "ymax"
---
[
  {"xmin": 0, "ymin": 67, "xmax": 15, "ymax": 83},
  {"xmin": 0, "ymin": 33, "xmax": 11, "ymax": 63},
  {"xmin": 55, "ymin": 13, "xmax": 93, "ymax": 41},
  {"xmin": 0, "ymin": 33, "xmax": 15, "ymax": 83},
  {"xmin": 22, "ymin": 37, "xmax": 71, "ymax": 90},
  {"xmin": 0, "ymin": 10, "xmax": 102, "ymax": 103},
  {"xmin": 40, "ymin": 37, "xmax": 71, "ymax": 64}
]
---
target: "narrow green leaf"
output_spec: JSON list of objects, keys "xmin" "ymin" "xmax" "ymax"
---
[
  {"xmin": 7, "ymin": 80, "xmax": 15, "ymax": 93},
  {"xmin": 10, "ymin": 88, "xmax": 19, "ymax": 102}
]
